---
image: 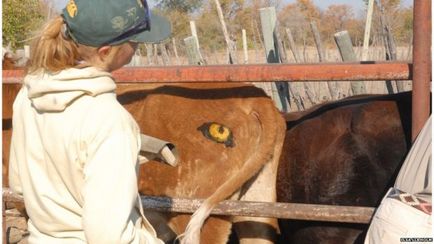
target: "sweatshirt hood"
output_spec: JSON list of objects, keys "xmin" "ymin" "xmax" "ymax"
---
[{"xmin": 24, "ymin": 67, "xmax": 116, "ymax": 112}]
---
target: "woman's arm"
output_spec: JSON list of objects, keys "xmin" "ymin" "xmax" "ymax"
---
[{"xmin": 81, "ymin": 129, "xmax": 163, "ymax": 244}]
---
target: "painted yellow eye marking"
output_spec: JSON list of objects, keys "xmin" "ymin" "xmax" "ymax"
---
[
  {"xmin": 209, "ymin": 123, "xmax": 230, "ymax": 142},
  {"xmin": 66, "ymin": 0, "xmax": 78, "ymax": 18},
  {"xmin": 198, "ymin": 122, "xmax": 234, "ymax": 147}
]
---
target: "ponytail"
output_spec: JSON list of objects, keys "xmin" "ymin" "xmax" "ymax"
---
[
  {"xmin": 28, "ymin": 16, "xmax": 81, "ymax": 74},
  {"xmin": 28, "ymin": 16, "xmax": 126, "ymax": 74}
]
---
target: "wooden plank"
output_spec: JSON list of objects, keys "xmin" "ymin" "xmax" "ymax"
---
[
  {"xmin": 153, "ymin": 45, "xmax": 159, "ymax": 65},
  {"xmin": 172, "ymin": 38, "xmax": 181, "ymax": 65},
  {"xmin": 214, "ymin": 0, "xmax": 237, "ymax": 64},
  {"xmin": 259, "ymin": 7, "xmax": 279, "ymax": 63},
  {"xmin": 2, "ymin": 62, "xmax": 412, "ymax": 84},
  {"xmin": 242, "ymin": 29, "xmax": 248, "ymax": 64},
  {"xmin": 275, "ymin": 25, "xmax": 306, "ymax": 111},
  {"xmin": 285, "ymin": 28, "xmax": 301, "ymax": 62},
  {"xmin": 145, "ymin": 44, "xmax": 153, "ymax": 65},
  {"xmin": 376, "ymin": 0, "xmax": 396, "ymax": 94},
  {"xmin": 334, "ymin": 31, "xmax": 358, "ymax": 62},
  {"xmin": 189, "ymin": 21, "xmax": 200, "ymax": 50},
  {"xmin": 334, "ymin": 31, "xmax": 367, "ymax": 95},
  {"xmin": 2, "ymin": 188, "xmax": 374, "ymax": 224},
  {"xmin": 260, "ymin": 7, "xmax": 287, "ymax": 111},
  {"xmin": 184, "ymin": 36, "xmax": 204, "ymax": 65},
  {"xmin": 159, "ymin": 44, "xmax": 170, "ymax": 66},
  {"xmin": 362, "ymin": 0, "xmax": 375, "ymax": 61},
  {"xmin": 310, "ymin": 21, "xmax": 337, "ymax": 100},
  {"xmin": 310, "ymin": 21, "xmax": 325, "ymax": 62}
]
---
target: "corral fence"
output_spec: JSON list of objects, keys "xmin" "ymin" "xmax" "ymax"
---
[
  {"xmin": 0, "ymin": 60, "xmax": 424, "ymax": 224},
  {"xmin": 2, "ymin": 0, "xmax": 431, "ymax": 242}
]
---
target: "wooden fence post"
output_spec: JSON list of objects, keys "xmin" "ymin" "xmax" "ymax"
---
[
  {"xmin": 242, "ymin": 29, "xmax": 248, "ymax": 64},
  {"xmin": 253, "ymin": 19, "xmax": 265, "ymax": 54},
  {"xmin": 172, "ymin": 38, "xmax": 181, "ymax": 65},
  {"xmin": 153, "ymin": 44, "xmax": 160, "ymax": 65},
  {"xmin": 184, "ymin": 36, "xmax": 205, "ymax": 65},
  {"xmin": 377, "ymin": 0, "xmax": 400, "ymax": 93},
  {"xmin": 361, "ymin": 0, "xmax": 383, "ymax": 94},
  {"xmin": 145, "ymin": 44, "xmax": 153, "ymax": 65},
  {"xmin": 274, "ymin": 24, "xmax": 304, "ymax": 111},
  {"xmin": 310, "ymin": 21, "xmax": 325, "ymax": 62},
  {"xmin": 362, "ymin": 0, "xmax": 375, "ymax": 61},
  {"xmin": 334, "ymin": 31, "xmax": 367, "ymax": 95},
  {"xmin": 128, "ymin": 50, "xmax": 141, "ymax": 67},
  {"xmin": 284, "ymin": 27, "xmax": 316, "ymax": 109},
  {"xmin": 310, "ymin": 21, "xmax": 337, "ymax": 100},
  {"xmin": 251, "ymin": 20, "xmax": 261, "ymax": 63},
  {"xmin": 190, "ymin": 21, "xmax": 200, "ymax": 50},
  {"xmin": 160, "ymin": 43, "xmax": 170, "ymax": 66},
  {"xmin": 189, "ymin": 20, "xmax": 205, "ymax": 63},
  {"xmin": 285, "ymin": 28, "xmax": 301, "ymax": 62},
  {"xmin": 214, "ymin": 0, "xmax": 238, "ymax": 64},
  {"xmin": 259, "ymin": 7, "xmax": 287, "ymax": 112}
]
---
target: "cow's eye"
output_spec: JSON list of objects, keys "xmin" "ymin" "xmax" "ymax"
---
[{"xmin": 197, "ymin": 122, "xmax": 234, "ymax": 148}]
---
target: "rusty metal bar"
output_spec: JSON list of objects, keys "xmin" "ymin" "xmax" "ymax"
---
[
  {"xmin": 3, "ymin": 62, "xmax": 411, "ymax": 84},
  {"xmin": 3, "ymin": 188, "xmax": 374, "ymax": 224},
  {"xmin": 412, "ymin": 0, "xmax": 432, "ymax": 141}
]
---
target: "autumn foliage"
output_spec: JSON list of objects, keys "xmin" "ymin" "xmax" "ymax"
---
[{"xmin": 3, "ymin": 0, "xmax": 413, "ymax": 52}]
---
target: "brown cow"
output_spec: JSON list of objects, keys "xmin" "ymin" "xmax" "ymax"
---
[
  {"xmin": 277, "ymin": 92, "xmax": 413, "ymax": 244},
  {"xmin": 118, "ymin": 83, "xmax": 286, "ymax": 244},
  {"xmin": 2, "ymin": 46, "xmax": 28, "ymax": 70},
  {"xmin": 2, "ymin": 82, "xmax": 286, "ymax": 244}
]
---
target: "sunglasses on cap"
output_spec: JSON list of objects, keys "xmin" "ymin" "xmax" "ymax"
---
[{"xmin": 103, "ymin": 0, "xmax": 151, "ymax": 45}]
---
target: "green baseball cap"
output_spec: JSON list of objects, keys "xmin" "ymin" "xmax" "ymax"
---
[{"xmin": 62, "ymin": 0, "xmax": 171, "ymax": 47}]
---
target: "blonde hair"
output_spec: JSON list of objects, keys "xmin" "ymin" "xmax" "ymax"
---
[{"xmin": 28, "ymin": 16, "xmax": 122, "ymax": 74}]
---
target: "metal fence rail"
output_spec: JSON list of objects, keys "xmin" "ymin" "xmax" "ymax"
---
[{"xmin": 2, "ymin": 62, "xmax": 411, "ymax": 84}]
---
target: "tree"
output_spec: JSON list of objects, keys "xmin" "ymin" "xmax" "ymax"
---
[
  {"xmin": 321, "ymin": 4, "xmax": 364, "ymax": 46},
  {"xmin": 196, "ymin": 0, "xmax": 248, "ymax": 51},
  {"xmin": 153, "ymin": 0, "xmax": 202, "ymax": 47},
  {"xmin": 323, "ymin": 4, "xmax": 355, "ymax": 32},
  {"xmin": 296, "ymin": 0, "xmax": 320, "ymax": 21},
  {"xmin": 157, "ymin": 8, "xmax": 192, "ymax": 43},
  {"xmin": 388, "ymin": 5, "xmax": 413, "ymax": 44},
  {"xmin": 3, "ymin": 0, "xmax": 47, "ymax": 49},
  {"xmin": 363, "ymin": 0, "xmax": 401, "ymax": 12},
  {"xmin": 278, "ymin": 3, "xmax": 312, "ymax": 46},
  {"xmin": 367, "ymin": 0, "xmax": 412, "ymax": 47}
]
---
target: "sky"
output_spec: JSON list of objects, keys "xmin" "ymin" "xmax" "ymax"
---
[
  {"xmin": 292, "ymin": 0, "xmax": 412, "ymax": 11},
  {"xmin": 51, "ymin": 0, "xmax": 413, "ymax": 12}
]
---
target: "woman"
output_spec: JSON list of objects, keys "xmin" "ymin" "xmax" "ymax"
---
[{"xmin": 8, "ymin": 0, "xmax": 171, "ymax": 243}]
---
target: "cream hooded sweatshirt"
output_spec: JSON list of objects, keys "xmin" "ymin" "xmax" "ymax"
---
[{"xmin": 9, "ymin": 67, "xmax": 163, "ymax": 244}]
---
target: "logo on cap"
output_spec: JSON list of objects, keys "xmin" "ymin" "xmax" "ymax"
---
[
  {"xmin": 111, "ymin": 16, "xmax": 128, "ymax": 32},
  {"xmin": 66, "ymin": 0, "xmax": 78, "ymax": 18}
]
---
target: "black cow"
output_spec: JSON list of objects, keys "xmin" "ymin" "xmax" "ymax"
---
[{"xmin": 277, "ymin": 92, "xmax": 414, "ymax": 244}]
